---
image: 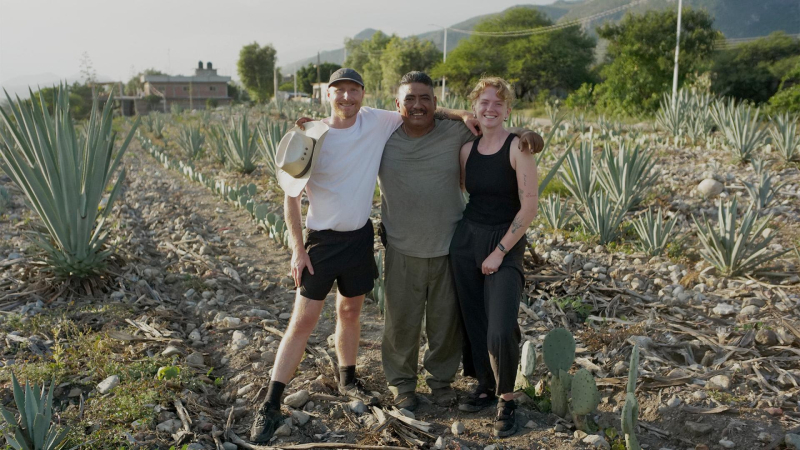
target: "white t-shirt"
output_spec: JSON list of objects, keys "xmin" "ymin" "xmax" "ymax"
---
[{"xmin": 305, "ymin": 107, "xmax": 402, "ymax": 231}]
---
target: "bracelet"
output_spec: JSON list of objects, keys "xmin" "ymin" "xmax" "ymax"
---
[{"xmin": 497, "ymin": 243, "xmax": 508, "ymax": 254}]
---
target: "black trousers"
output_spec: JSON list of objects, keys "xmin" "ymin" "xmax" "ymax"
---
[{"xmin": 449, "ymin": 218, "xmax": 525, "ymax": 396}]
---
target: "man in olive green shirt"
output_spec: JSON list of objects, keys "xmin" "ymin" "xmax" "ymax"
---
[{"xmin": 378, "ymin": 72, "xmax": 542, "ymax": 410}]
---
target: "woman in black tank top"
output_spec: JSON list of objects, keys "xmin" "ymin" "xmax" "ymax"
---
[{"xmin": 449, "ymin": 77, "xmax": 539, "ymax": 437}]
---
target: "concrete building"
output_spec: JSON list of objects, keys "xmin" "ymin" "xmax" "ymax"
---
[{"xmin": 139, "ymin": 61, "xmax": 231, "ymax": 113}]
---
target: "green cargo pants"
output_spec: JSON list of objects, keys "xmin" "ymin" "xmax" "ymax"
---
[{"xmin": 381, "ymin": 244, "xmax": 463, "ymax": 396}]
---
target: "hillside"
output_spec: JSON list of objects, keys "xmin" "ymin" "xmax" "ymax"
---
[{"xmin": 281, "ymin": 0, "xmax": 800, "ymax": 73}]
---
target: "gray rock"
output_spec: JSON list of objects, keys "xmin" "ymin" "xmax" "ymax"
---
[
  {"xmin": 786, "ymin": 434, "xmax": 800, "ymax": 450},
  {"xmin": 452, "ymin": 421, "xmax": 466, "ymax": 435},
  {"xmin": 685, "ymin": 421, "xmax": 713, "ymax": 436},
  {"xmin": 161, "ymin": 345, "xmax": 182, "ymax": 357},
  {"xmin": 698, "ymin": 179, "xmax": 724, "ymax": 198},
  {"xmin": 237, "ymin": 383, "xmax": 255, "ymax": 396},
  {"xmin": 719, "ymin": 440, "xmax": 735, "ymax": 449},
  {"xmin": 574, "ymin": 430, "xmax": 588, "ymax": 439},
  {"xmin": 521, "ymin": 341, "xmax": 536, "ymax": 377},
  {"xmin": 739, "ymin": 305, "xmax": 760, "ymax": 316},
  {"xmin": 222, "ymin": 444, "xmax": 237, "ymax": 450},
  {"xmin": 273, "ymin": 423, "xmax": 292, "ymax": 437},
  {"xmin": 582, "ymin": 434, "xmax": 610, "ymax": 449},
  {"xmin": 758, "ymin": 432, "xmax": 773, "ymax": 443},
  {"xmin": 279, "ymin": 312, "xmax": 292, "ymax": 320},
  {"xmin": 186, "ymin": 352, "xmax": 205, "ymax": 367},
  {"xmin": 666, "ymin": 395, "xmax": 681, "ymax": 408},
  {"xmin": 156, "ymin": 418, "xmax": 182, "ymax": 433},
  {"xmin": 291, "ymin": 410, "xmax": 310, "ymax": 426},
  {"xmin": 712, "ymin": 303, "xmax": 737, "ymax": 316},
  {"xmin": 348, "ymin": 399, "xmax": 367, "ymax": 414},
  {"xmin": 189, "ymin": 329, "xmax": 202, "ymax": 341},
  {"xmin": 435, "ymin": 436, "xmax": 445, "ymax": 449},
  {"xmin": 185, "ymin": 444, "xmax": 205, "ymax": 450},
  {"xmin": 284, "ymin": 390, "xmax": 310, "ymax": 408},
  {"xmin": 707, "ymin": 374, "xmax": 731, "ymax": 391},
  {"xmin": 97, "ymin": 375, "xmax": 120, "ymax": 394},
  {"xmin": 756, "ymin": 329, "xmax": 778, "ymax": 346}
]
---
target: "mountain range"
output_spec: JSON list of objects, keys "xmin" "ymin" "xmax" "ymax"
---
[{"xmin": 281, "ymin": 0, "xmax": 800, "ymax": 74}]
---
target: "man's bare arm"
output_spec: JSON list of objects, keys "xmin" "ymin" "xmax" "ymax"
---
[{"xmin": 285, "ymin": 194, "xmax": 314, "ymax": 286}]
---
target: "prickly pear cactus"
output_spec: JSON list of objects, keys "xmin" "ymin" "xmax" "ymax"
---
[
  {"xmin": 543, "ymin": 328, "xmax": 576, "ymax": 374},
  {"xmin": 621, "ymin": 392, "xmax": 640, "ymax": 450},
  {"xmin": 621, "ymin": 345, "xmax": 641, "ymax": 450},
  {"xmin": 551, "ymin": 368, "xmax": 572, "ymax": 418},
  {"xmin": 570, "ymin": 368, "xmax": 600, "ymax": 432}
]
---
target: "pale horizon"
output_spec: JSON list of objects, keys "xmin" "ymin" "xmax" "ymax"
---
[{"xmin": 0, "ymin": 0, "xmax": 554, "ymax": 90}]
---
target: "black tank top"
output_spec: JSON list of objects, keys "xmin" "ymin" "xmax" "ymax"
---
[{"xmin": 463, "ymin": 134, "xmax": 521, "ymax": 225}]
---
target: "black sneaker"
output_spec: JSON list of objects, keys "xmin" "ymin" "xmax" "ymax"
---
[
  {"xmin": 458, "ymin": 386, "xmax": 497, "ymax": 412},
  {"xmin": 493, "ymin": 399, "xmax": 518, "ymax": 437},
  {"xmin": 394, "ymin": 392, "xmax": 419, "ymax": 411},
  {"xmin": 339, "ymin": 378, "xmax": 379, "ymax": 406},
  {"xmin": 250, "ymin": 402, "xmax": 284, "ymax": 443},
  {"xmin": 431, "ymin": 386, "xmax": 457, "ymax": 407}
]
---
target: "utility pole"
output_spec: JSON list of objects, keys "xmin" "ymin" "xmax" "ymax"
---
[
  {"xmin": 274, "ymin": 63, "xmax": 278, "ymax": 103},
  {"xmin": 671, "ymin": 0, "xmax": 683, "ymax": 108},
  {"xmin": 294, "ymin": 70, "xmax": 297, "ymax": 100},
  {"xmin": 316, "ymin": 52, "xmax": 321, "ymax": 103},
  {"xmin": 442, "ymin": 27, "xmax": 448, "ymax": 102}
]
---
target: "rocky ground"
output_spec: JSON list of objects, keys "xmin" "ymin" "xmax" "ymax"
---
[{"xmin": 1, "ymin": 116, "xmax": 800, "ymax": 450}]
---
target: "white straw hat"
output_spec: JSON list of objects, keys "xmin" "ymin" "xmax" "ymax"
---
[{"xmin": 276, "ymin": 121, "xmax": 329, "ymax": 197}]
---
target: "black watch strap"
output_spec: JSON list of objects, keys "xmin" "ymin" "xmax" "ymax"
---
[{"xmin": 497, "ymin": 243, "xmax": 508, "ymax": 254}]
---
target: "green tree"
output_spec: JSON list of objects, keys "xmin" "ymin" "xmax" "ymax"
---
[
  {"xmin": 431, "ymin": 8, "xmax": 595, "ymax": 100},
  {"xmin": 125, "ymin": 68, "xmax": 165, "ymax": 95},
  {"xmin": 712, "ymin": 32, "xmax": 800, "ymax": 104},
  {"xmin": 594, "ymin": 7, "xmax": 719, "ymax": 114},
  {"xmin": 29, "ymin": 83, "xmax": 94, "ymax": 120},
  {"xmin": 295, "ymin": 62, "xmax": 342, "ymax": 94},
  {"xmin": 380, "ymin": 37, "xmax": 442, "ymax": 94},
  {"xmin": 344, "ymin": 31, "xmax": 392, "ymax": 92},
  {"xmin": 769, "ymin": 60, "xmax": 800, "ymax": 113},
  {"xmin": 237, "ymin": 42, "xmax": 278, "ymax": 103}
]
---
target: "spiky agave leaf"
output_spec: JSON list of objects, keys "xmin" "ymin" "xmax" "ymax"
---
[
  {"xmin": 575, "ymin": 192, "xmax": 628, "ymax": 245},
  {"xmin": 710, "ymin": 99, "xmax": 769, "ymax": 163},
  {"xmin": 1, "ymin": 372, "xmax": 68, "ymax": 450},
  {"xmin": 596, "ymin": 140, "xmax": 658, "ymax": 211},
  {"xmin": 559, "ymin": 138, "xmax": 596, "ymax": 207},
  {"xmin": 632, "ymin": 208, "xmax": 678, "ymax": 256},
  {"xmin": 539, "ymin": 194, "xmax": 574, "ymax": 230},
  {"xmin": 692, "ymin": 197, "xmax": 789, "ymax": 277},
  {"xmin": 769, "ymin": 112, "xmax": 799, "ymax": 162},
  {"xmin": 0, "ymin": 85, "xmax": 138, "ymax": 279},
  {"xmin": 223, "ymin": 114, "xmax": 259, "ymax": 174}
]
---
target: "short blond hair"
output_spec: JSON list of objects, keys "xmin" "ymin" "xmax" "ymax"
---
[{"xmin": 468, "ymin": 77, "xmax": 515, "ymax": 106}]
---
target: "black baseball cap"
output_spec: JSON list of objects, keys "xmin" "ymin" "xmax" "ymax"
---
[{"xmin": 328, "ymin": 68, "xmax": 364, "ymax": 87}]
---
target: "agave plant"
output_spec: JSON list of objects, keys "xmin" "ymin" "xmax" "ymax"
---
[
  {"xmin": 769, "ymin": 112, "xmax": 799, "ymax": 162},
  {"xmin": 710, "ymin": 99, "xmax": 769, "ymax": 163},
  {"xmin": 223, "ymin": 114, "xmax": 260, "ymax": 174},
  {"xmin": 655, "ymin": 92, "xmax": 687, "ymax": 138},
  {"xmin": 0, "ymin": 186, "xmax": 9, "ymax": 214},
  {"xmin": 693, "ymin": 197, "xmax": 789, "ymax": 277},
  {"xmin": 0, "ymin": 372, "xmax": 69, "ymax": 450},
  {"xmin": 559, "ymin": 138, "xmax": 596, "ymax": 207},
  {"xmin": 575, "ymin": 192, "xmax": 627, "ymax": 245},
  {"xmin": 744, "ymin": 168, "xmax": 783, "ymax": 211},
  {"xmin": 142, "ymin": 112, "xmax": 166, "ymax": 138},
  {"xmin": 258, "ymin": 119, "xmax": 290, "ymax": 180},
  {"xmin": 539, "ymin": 194, "xmax": 574, "ymax": 230},
  {"xmin": 545, "ymin": 101, "xmax": 562, "ymax": 126},
  {"xmin": 596, "ymin": 141, "xmax": 658, "ymax": 211},
  {"xmin": 632, "ymin": 208, "xmax": 678, "ymax": 256},
  {"xmin": 0, "ymin": 86, "xmax": 137, "ymax": 279},
  {"xmin": 176, "ymin": 124, "xmax": 205, "ymax": 160},
  {"xmin": 206, "ymin": 124, "xmax": 227, "ymax": 165}
]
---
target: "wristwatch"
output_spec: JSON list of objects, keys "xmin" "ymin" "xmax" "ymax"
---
[{"xmin": 497, "ymin": 243, "xmax": 509, "ymax": 254}]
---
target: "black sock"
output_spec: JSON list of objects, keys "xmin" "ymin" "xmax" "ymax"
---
[
  {"xmin": 339, "ymin": 365, "xmax": 356, "ymax": 387},
  {"xmin": 265, "ymin": 381, "xmax": 286, "ymax": 408}
]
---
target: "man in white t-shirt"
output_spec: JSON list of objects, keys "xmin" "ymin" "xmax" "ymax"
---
[{"xmin": 250, "ymin": 68, "xmax": 476, "ymax": 443}]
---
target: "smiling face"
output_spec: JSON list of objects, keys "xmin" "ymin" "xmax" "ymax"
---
[
  {"xmin": 473, "ymin": 86, "xmax": 511, "ymax": 129},
  {"xmin": 396, "ymin": 82, "xmax": 436, "ymax": 129},
  {"xmin": 327, "ymin": 80, "xmax": 364, "ymax": 120}
]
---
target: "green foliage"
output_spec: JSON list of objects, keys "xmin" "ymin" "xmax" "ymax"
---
[
  {"xmin": 223, "ymin": 114, "xmax": 260, "ymax": 174},
  {"xmin": 621, "ymin": 346, "xmax": 641, "ymax": 450},
  {"xmin": 206, "ymin": 124, "xmax": 227, "ymax": 165},
  {"xmin": 294, "ymin": 63, "xmax": 342, "ymax": 94},
  {"xmin": 27, "ymin": 83, "xmax": 94, "ymax": 121},
  {"xmin": 0, "ymin": 186, "xmax": 9, "ymax": 214},
  {"xmin": 575, "ymin": 192, "xmax": 628, "ymax": 245},
  {"xmin": 0, "ymin": 372, "xmax": 69, "ymax": 450},
  {"xmin": 553, "ymin": 295, "xmax": 592, "ymax": 320},
  {"xmin": 712, "ymin": 32, "xmax": 800, "ymax": 104},
  {"xmin": 344, "ymin": 31, "xmax": 393, "ymax": 92},
  {"xmin": 257, "ymin": 119, "xmax": 289, "ymax": 182},
  {"xmin": 596, "ymin": 141, "xmax": 658, "ymax": 210},
  {"xmin": 565, "ymin": 83, "xmax": 595, "ymax": 110},
  {"xmin": 176, "ymin": 124, "xmax": 205, "ymax": 160},
  {"xmin": 0, "ymin": 85, "xmax": 137, "ymax": 279},
  {"xmin": 595, "ymin": 7, "xmax": 718, "ymax": 114},
  {"xmin": 142, "ymin": 112, "xmax": 165, "ymax": 138},
  {"xmin": 710, "ymin": 99, "xmax": 769, "ymax": 163},
  {"xmin": 632, "ymin": 208, "xmax": 678, "ymax": 256},
  {"xmin": 560, "ymin": 139, "xmax": 596, "ymax": 207},
  {"xmin": 124, "ymin": 68, "xmax": 165, "ymax": 96},
  {"xmin": 380, "ymin": 37, "xmax": 441, "ymax": 95},
  {"xmin": 431, "ymin": 8, "xmax": 596, "ymax": 99},
  {"xmin": 744, "ymin": 168, "xmax": 783, "ymax": 210},
  {"xmin": 571, "ymin": 368, "xmax": 600, "ymax": 432},
  {"xmin": 768, "ymin": 61, "xmax": 800, "ymax": 113},
  {"xmin": 237, "ymin": 42, "xmax": 278, "ymax": 103},
  {"xmin": 542, "ymin": 328, "xmax": 576, "ymax": 418},
  {"xmin": 540, "ymin": 194, "xmax": 574, "ymax": 230},
  {"xmin": 693, "ymin": 196, "xmax": 789, "ymax": 277},
  {"xmin": 769, "ymin": 112, "xmax": 800, "ymax": 161},
  {"xmin": 156, "ymin": 366, "xmax": 180, "ymax": 381},
  {"xmin": 370, "ymin": 250, "xmax": 386, "ymax": 314}
]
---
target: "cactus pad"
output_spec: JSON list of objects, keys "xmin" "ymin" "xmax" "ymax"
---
[
  {"xmin": 550, "ymin": 368, "xmax": 572, "ymax": 418},
  {"xmin": 570, "ymin": 368, "xmax": 599, "ymax": 415},
  {"xmin": 627, "ymin": 345, "xmax": 640, "ymax": 394},
  {"xmin": 621, "ymin": 392, "xmax": 640, "ymax": 450},
  {"xmin": 543, "ymin": 328, "xmax": 576, "ymax": 374},
  {"xmin": 521, "ymin": 341, "xmax": 537, "ymax": 377}
]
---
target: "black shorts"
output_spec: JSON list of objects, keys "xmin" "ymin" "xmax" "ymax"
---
[{"xmin": 300, "ymin": 220, "xmax": 378, "ymax": 301}]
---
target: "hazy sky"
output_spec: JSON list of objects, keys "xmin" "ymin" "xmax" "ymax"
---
[{"xmin": 0, "ymin": 0, "xmax": 553, "ymax": 86}]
